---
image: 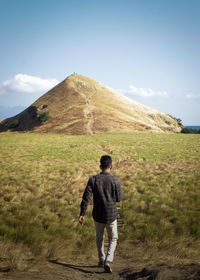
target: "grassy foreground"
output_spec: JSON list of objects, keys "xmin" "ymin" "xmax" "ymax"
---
[{"xmin": 0, "ymin": 131, "xmax": 200, "ymax": 267}]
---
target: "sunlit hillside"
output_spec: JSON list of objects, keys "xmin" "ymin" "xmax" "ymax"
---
[{"xmin": 0, "ymin": 74, "xmax": 181, "ymax": 134}]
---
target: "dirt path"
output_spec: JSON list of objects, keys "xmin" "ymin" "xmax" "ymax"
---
[
  {"xmin": 79, "ymin": 87, "xmax": 96, "ymax": 135},
  {"xmin": 84, "ymin": 96, "xmax": 94, "ymax": 135},
  {"xmin": 1, "ymin": 250, "xmax": 200, "ymax": 280}
]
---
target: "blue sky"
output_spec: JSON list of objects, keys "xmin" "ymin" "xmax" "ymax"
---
[{"xmin": 0, "ymin": 0, "xmax": 199, "ymax": 125}]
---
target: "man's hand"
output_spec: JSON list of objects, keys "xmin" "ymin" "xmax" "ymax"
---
[{"xmin": 79, "ymin": 215, "xmax": 85, "ymax": 225}]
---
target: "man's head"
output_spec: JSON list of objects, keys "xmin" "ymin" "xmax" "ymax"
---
[{"xmin": 100, "ymin": 155, "xmax": 112, "ymax": 171}]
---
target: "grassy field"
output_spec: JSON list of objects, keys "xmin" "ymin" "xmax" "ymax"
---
[{"xmin": 0, "ymin": 131, "xmax": 200, "ymax": 268}]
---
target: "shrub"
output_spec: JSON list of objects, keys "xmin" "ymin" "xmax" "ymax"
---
[
  {"xmin": 39, "ymin": 111, "xmax": 51, "ymax": 124},
  {"xmin": 2, "ymin": 122, "xmax": 8, "ymax": 128},
  {"xmin": 9, "ymin": 119, "xmax": 19, "ymax": 129},
  {"xmin": 168, "ymin": 114, "xmax": 183, "ymax": 126},
  {"xmin": 181, "ymin": 127, "xmax": 200, "ymax": 134}
]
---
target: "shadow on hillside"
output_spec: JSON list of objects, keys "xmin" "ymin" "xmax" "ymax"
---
[
  {"xmin": 49, "ymin": 260, "xmax": 105, "ymax": 274},
  {"xmin": 0, "ymin": 106, "xmax": 40, "ymax": 132}
]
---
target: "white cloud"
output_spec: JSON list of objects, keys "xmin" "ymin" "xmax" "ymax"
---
[
  {"xmin": 128, "ymin": 84, "xmax": 168, "ymax": 97},
  {"xmin": 129, "ymin": 85, "xmax": 137, "ymax": 93},
  {"xmin": 0, "ymin": 74, "xmax": 59, "ymax": 95},
  {"xmin": 185, "ymin": 93, "xmax": 200, "ymax": 99}
]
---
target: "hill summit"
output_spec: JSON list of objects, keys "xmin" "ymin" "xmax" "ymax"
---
[{"xmin": 0, "ymin": 74, "xmax": 181, "ymax": 134}]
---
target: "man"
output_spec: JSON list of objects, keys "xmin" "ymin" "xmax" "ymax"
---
[{"xmin": 79, "ymin": 155, "xmax": 123, "ymax": 273}]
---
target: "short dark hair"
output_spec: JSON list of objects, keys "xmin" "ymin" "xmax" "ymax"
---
[{"xmin": 100, "ymin": 155, "xmax": 112, "ymax": 169}]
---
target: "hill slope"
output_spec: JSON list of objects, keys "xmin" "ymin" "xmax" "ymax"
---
[{"xmin": 0, "ymin": 74, "xmax": 181, "ymax": 134}]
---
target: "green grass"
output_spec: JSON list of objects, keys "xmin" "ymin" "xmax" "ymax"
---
[{"xmin": 0, "ymin": 131, "xmax": 199, "ymax": 257}]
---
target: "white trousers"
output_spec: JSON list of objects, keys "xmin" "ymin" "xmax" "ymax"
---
[{"xmin": 94, "ymin": 219, "xmax": 118, "ymax": 263}]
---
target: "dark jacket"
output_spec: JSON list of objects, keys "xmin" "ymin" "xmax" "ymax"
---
[{"xmin": 80, "ymin": 171, "xmax": 123, "ymax": 223}]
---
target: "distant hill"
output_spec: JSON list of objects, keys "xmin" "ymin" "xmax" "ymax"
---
[{"xmin": 0, "ymin": 74, "xmax": 181, "ymax": 134}]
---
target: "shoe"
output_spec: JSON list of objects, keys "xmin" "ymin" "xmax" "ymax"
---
[
  {"xmin": 104, "ymin": 261, "xmax": 112, "ymax": 273},
  {"xmin": 98, "ymin": 260, "xmax": 104, "ymax": 267}
]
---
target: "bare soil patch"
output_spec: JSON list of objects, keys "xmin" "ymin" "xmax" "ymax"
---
[{"xmin": 1, "ymin": 246, "xmax": 200, "ymax": 280}]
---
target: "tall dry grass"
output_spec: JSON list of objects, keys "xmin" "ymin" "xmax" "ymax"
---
[{"xmin": 0, "ymin": 131, "xmax": 199, "ymax": 269}]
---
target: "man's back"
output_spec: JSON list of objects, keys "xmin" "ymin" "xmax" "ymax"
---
[{"xmin": 80, "ymin": 171, "xmax": 123, "ymax": 224}]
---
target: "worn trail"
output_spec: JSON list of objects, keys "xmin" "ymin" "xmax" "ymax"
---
[
  {"xmin": 79, "ymin": 87, "xmax": 96, "ymax": 135},
  {"xmin": 2, "ymin": 254, "xmax": 200, "ymax": 280}
]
